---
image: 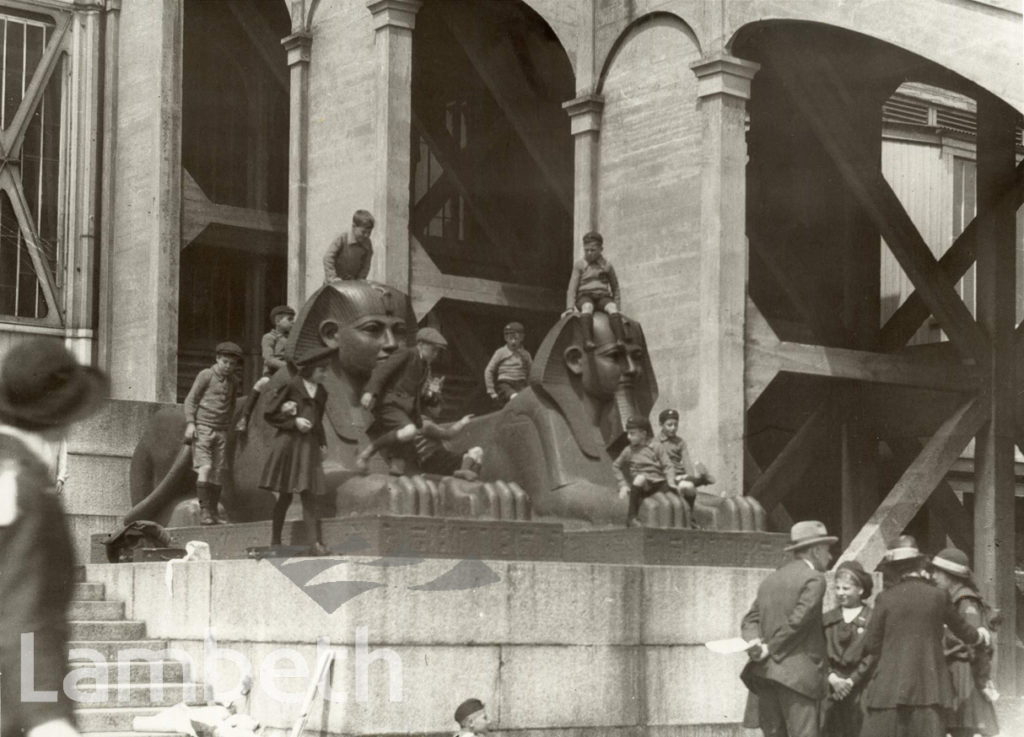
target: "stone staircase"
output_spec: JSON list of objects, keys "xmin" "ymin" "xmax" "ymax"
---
[{"xmin": 68, "ymin": 574, "xmax": 200, "ymax": 736}]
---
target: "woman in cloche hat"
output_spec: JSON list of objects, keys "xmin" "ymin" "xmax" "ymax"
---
[
  {"xmin": 859, "ymin": 536, "xmax": 992, "ymax": 737},
  {"xmin": 930, "ymin": 547, "xmax": 999, "ymax": 737},
  {"xmin": 0, "ymin": 338, "xmax": 109, "ymax": 737}
]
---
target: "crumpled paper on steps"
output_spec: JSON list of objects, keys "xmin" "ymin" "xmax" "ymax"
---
[{"xmin": 131, "ymin": 702, "xmax": 259, "ymax": 737}]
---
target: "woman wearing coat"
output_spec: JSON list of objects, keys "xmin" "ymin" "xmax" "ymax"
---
[{"xmin": 859, "ymin": 536, "xmax": 991, "ymax": 737}]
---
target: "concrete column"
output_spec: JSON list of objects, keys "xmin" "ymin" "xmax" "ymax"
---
[
  {"xmin": 282, "ymin": 31, "xmax": 312, "ymax": 308},
  {"xmin": 973, "ymin": 92, "xmax": 1017, "ymax": 693},
  {"xmin": 689, "ymin": 53, "xmax": 759, "ymax": 497},
  {"xmin": 367, "ymin": 0, "xmax": 421, "ymax": 293},
  {"xmin": 66, "ymin": 0, "xmax": 104, "ymax": 363},
  {"xmin": 96, "ymin": 0, "xmax": 120, "ymax": 372},
  {"xmin": 563, "ymin": 94, "xmax": 604, "ymax": 247},
  {"xmin": 107, "ymin": 0, "xmax": 182, "ymax": 401}
]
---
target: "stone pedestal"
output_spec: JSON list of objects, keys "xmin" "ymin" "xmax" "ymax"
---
[{"xmin": 564, "ymin": 528, "xmax": 788, "ymax": 567}]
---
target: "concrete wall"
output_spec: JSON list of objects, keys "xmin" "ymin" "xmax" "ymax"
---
[
  {"xmin": 86, "ymin": 559, "xmax": 766, "ymax": 737},
  {"xmin": 304, "ymin": 2, "xmax": 377, "ymax": 297},
  {"xmin": 64, "ymin": 399, "xmax": 177, "ymax": 563},
  {"xmin": 596, "ymin": 16, "xmax": 704, "ymax": 454}
]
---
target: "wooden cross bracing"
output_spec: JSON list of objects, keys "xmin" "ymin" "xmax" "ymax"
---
[{"xmin": 744, "ymin": 33, "xmax": 1021, "ymax": 576}]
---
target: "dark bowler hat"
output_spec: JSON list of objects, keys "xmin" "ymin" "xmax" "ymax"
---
[
  {"xmin": 932, "ymin": 547, "xmax": 973, "ymax": 579},
  {"xmin": 878, "ymin": 534, "xmax": 926, "ymax": 567},
  {"xmin": 0, "ymin": 338, "xmax": 109, "ymax": 430},
  {"xmin": 216, "ymin": 342, "xmax": 243, "ymax": 359},
  {"xmin": 269, "ymin": 305, "xmax": 295, "ymax": 323},
  {"xmin": 295, "ymin": 345, "xmax": 335, "ymax": 367},
  {"xmin": 658, "ymin": 408, "xmax": 679, "ymax": 424},
  {"xmin": 835, "ymin": 559, "xmax": 873, "ymax": 598},
  {"xmin": 784, "ymin": 520, "xmax": 838, "ymax": 552},
  {"xmin": 454, "ymin": 698, "xmax": 485, "ymax": 725},
  {"xmin": 504, "ymin": 322, "xmax": 525, "ymax": 334},
  {"xmin": 416, "ymin": 327, "xmax": 448, "ymax": 348}
]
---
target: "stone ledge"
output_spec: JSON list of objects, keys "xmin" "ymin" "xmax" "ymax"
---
[{"xmin": 563, "ymin": 528, "xmax": 788, "ymax": 568}]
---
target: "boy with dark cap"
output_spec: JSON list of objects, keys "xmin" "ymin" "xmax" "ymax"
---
[
  {"xmin": 484, "ymin": 322, "xmax": 532, "ymax": 404},
  {"xmin": 238, "ymin": 304, "xmax": 296, "ymax": 432},
  {"xmin": 565, "ymin": 231, "xmax": 626, "ymax": 350},
  {"xmin": 0, "ymin": 338, "xmax": 109, "ymax": 737},
  {"xmin": 323, "ymin": 209, "xmax": 375, "ymax": 282},
  {"xmin": 612, "ymin": 416, "xmax": 677, "ymax": 527},
  {"xmin": 453, "ymin": 698, "xmax": 490, "ymax": 737},
  {"xmin": 184, "ymin": 341, "xmax": 243, "ymax": 525},
  {"xmin": 652, "ymin": 408, "xmax": 714, "ymax": 519},
  {"xmin": 355, "ymin": 327, "xmax": 471, "ymax": 473}
]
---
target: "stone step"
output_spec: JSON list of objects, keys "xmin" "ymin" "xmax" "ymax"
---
[
  {"xmin": 67, "ymin": 660, "xmax": 188, "ymax": 683},
  {"xmin": 69, "ymin": 621, "xmax": 147, "ymax": 641},
  {"xmin": 73, "ymin": 582, "xmax": 106, "ymax": 601},
  {"xmin": 72, "ymin": 681, "xmax": 200, "ymax": 708},
  {"xmin": 68, "ymin": 600, "xmax": 125, "ymax": 621},
  {"xmin": 69, "ymin": 640, "xmax": 169, "ymax": 660},
  {"xmin": 76, "ymin": 707, "xmax": 163, "ymax": 733}
]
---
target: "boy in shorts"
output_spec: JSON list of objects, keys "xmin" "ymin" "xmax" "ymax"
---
[
  {"xmin": 184, "ymin": 341, "xmax": 242, "ymax": 525},
  {"xmin": 566, "ymin": 231, "xmax": 626, "ymax": 350},
  {"xmin": 613, "ymin": 416, "xmax": 677, "ymax": 527}
]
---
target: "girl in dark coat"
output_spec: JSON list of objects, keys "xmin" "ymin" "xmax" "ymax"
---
[
  {"xmin": 930, "ymin": 547, "xmax": 999, "ymax": 737},
  {"xmin": 859, "ymin": 536, "xmax": 991, "ymax": 737},
  {"xmin": 259, "ymin": 346, "xmax": 333, "ymax": 555},
  {"xmin": 822, "ymin": 560, "xmax": 874, "ymax": 737}
]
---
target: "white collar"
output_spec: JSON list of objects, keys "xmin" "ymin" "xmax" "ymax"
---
[
  {"xmin": 0, "ymin": 423, "xmax": 56, "ymax": 472},
  {"xmin": 302, "ymin": 379, "xmax": 318, "ymax": 398},
  {"xmin": 841, "ymin": 605, "xmax": 864, "ymax": 623}
]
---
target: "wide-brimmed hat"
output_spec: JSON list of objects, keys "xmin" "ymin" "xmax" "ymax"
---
[
  {"xmin": 784, "ymin": 520, "xmax": 838, "ymax": 552},
  {"xmin": 931, "ymin": 547, "xmax": 973, "ymax": 579},
  {"xmin": 0, "ymin": 338, "xmax": 109, "ymax": 430},
  {"xmin": 877, "ymin": 534, "xmax": 926, "ymax": 567},
  {"xmin": 416, "ymin": 327, "xmax": 448, "ymax": 348},
  {"xmin": 835, "ymin": 559, "xmax": 873, "ymax": 598}
]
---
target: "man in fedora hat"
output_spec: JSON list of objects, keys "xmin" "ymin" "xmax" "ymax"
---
[
  {"xmin": 860, "ymin": 536, "xmax": 992, "ymax": 737},
  {"xmin": 0, "ymin": 338, "xmax": 109, "ymax": 737},
  {"xmin": 740, "ymin": 520, "xmax": 837, "ymax": 737}
]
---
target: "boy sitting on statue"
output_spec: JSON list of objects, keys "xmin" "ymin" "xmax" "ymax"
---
[
  {"xmin": 613, "ymin": 416, "xmax": 677, "ymax": 527},
  {"xmin": 565, "ymin": 231, "xmax": 626, "ymax": 351},
  {"xmin": 355, "ymin": 327, "xmax": 474, "ymax": 474}
]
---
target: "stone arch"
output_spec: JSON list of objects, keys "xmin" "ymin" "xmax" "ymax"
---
[{"xmin": 596, "ymin": 11, "xmax": 701, "ymax": 96}]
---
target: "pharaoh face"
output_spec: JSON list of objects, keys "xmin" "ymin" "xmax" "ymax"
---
[
  {"xmin": 323, "ymin": 313, "xmax": 407, "ymax": 377},
  {"xmin": 575, "ymin": 312, "xmax": 643, "ymax": 398}
]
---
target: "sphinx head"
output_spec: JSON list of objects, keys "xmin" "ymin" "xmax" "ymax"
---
[
  {"xmin": 288, "ymin": 281, "xmax": 415, "ymax": 379},
  {"xmin": 531, "ymin": 312, "xmax": 657, "ymax": 450}
]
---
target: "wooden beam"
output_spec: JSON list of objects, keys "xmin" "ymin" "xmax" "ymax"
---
[
  {"xmin": 762, "ymin": 37, "xmax": 989, "ymax": 364},
  {"xmin": 880, "ymin": 160, "xmax": 1024, "ymax": 351},
  {"xmin": 888, "ymin": 438, "xmax": 973, "ymax": 551},
  {"xmin": 412, "ymin": 111, "xmax": 530, "ymax": 281},
  {"xmin": 746, "ymin": 297, "xmax": 979, "ymax": 395},
  {"xmin": 225, "ymin": 0, "xmax": 289, "ymax": 92},
  {"xmin": 410, "ymin": 238, "xmax": 562, "ymax": 319},
  {"xmin": 838, "ymin": 395, "xmax": 988, "ymax": 570},
  {"xmin": 748, "ymin": 398, "xmax": 837, "ymax": 513},
  {"xmin": 181, "ymin": 170, "xmax": 286, "ymax": 248},
  {"xmin": 437, "ymin": 3, "xmax": 572, "ymax": 213},
  {"xmin": 744, "ymin": 446, "xmax": 795, "ymax": 533}
]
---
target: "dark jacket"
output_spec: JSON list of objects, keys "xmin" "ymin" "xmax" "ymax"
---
[
  {"xmin": 861, "ymin": 575, "xmax": 980, "ymax": 708},
  {"xmin": 0, "ymin": 434, "xmax": 76, "ymax": 736},
  {"xmin": 740, "ymin": 558, "xmax": 829, "ymax": 699},
  {"xmin": 364, "ymin": 347, "xmax": 430, "ymax": 418},
  {"xmin": 823, "ymin": 605, "xmax": 874, "ymax": 685}
]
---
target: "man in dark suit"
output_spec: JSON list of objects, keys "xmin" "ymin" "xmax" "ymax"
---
[
  {"xmin": 0, "ymin": 339, "xmax": 109, "ymax": 737},
  {"xmin": 740, "ymin": 520, "xmax": 836, "ymax": 737}
]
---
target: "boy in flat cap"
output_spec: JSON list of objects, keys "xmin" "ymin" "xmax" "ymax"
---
[
  {"xmin": 184, "ymin": 341, "xmax": 243, "ymax": 524},
  {"xmin": 238, "ymin": 304, "xmax": 296, "ymax": 432},
  {"xmin": 453, "ymin": 698, "xmax": 490, "ymax": 737},
  {"xmin": 0, "ymin": 338, "xmax": 109, "ymax": 737},
  {"xmin": 484, "ymin": 322, "xmax": 532, "ymax": 404},
  {"xmin": 323, "ymin": 209, "xmax": 375, "ymax": 283},
  {"xmin": 566, "ymin": 231, "xmax": 626, "ymax": 350},
  {"xmin": 355, "ymin": 327, "xmax": 470, "ymax": 473},
  {"xmin": 652, "ymin": 408, "xmax": 714, "ymax": 521},
  {"xmin": 612, "ymin": 416, "xmax": 677, "ymax": 527}
]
